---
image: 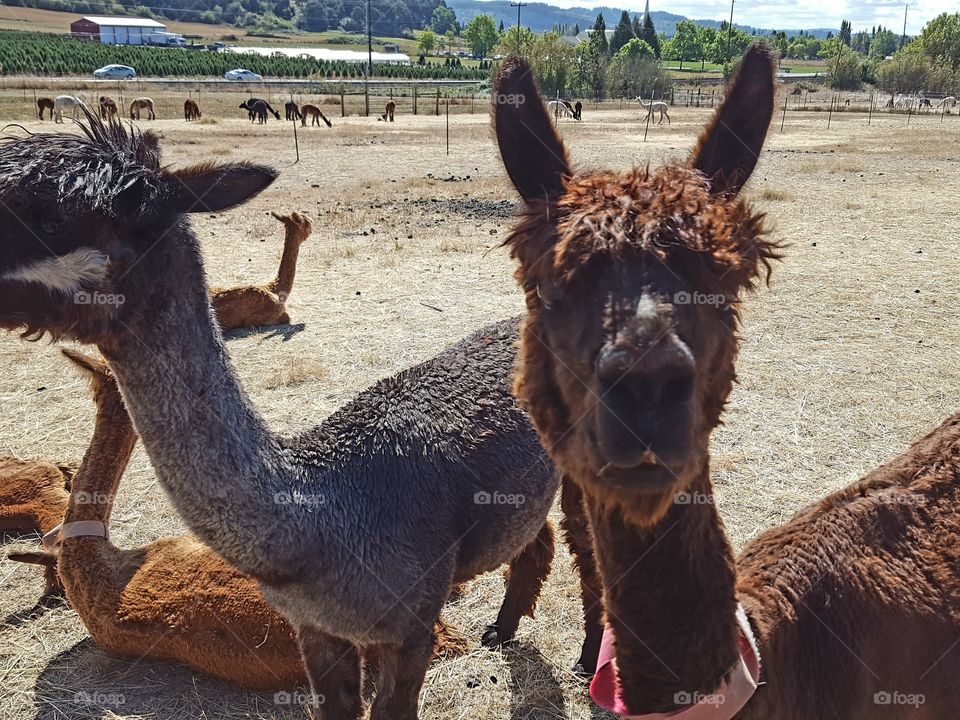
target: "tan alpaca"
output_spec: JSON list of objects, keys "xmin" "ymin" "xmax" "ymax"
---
[
  {"xmin": 300, "ymin": 104, "xmax": 332, "ymax": 127},
  {"xmin": 210, "ymin": 211, "xmax": 312, "ymax": 331},
  {"xmin": 129, "ymin": 97, "xmax": 155, "ymax": 120},
  {"xmin": 12, "ymin": 349, "xmax": 467, "ymax": 691},
  {"xmin": 98, "ymin": 96, "xmax": 118, "ymax": 121},
  {"xmin": 381, "ymin": 99, "xmax": 396, "ymax": 121}
]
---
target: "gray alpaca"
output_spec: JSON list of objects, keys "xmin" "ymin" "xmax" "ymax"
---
[{"xmin": 0, "ymin": 119, "xmax": 563, "ymax": 719}]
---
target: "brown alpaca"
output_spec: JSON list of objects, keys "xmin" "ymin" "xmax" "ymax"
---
[
  {"xmin": 36, "ymin": 96, "xmax": 54, "ymax": 120},
  {"xmin": 0, "ymin": 113, "xmax": 562, "ymax": 720},
  {"xmin": 98, "ymin": 95, "xmax": 118, "ymax": 121},
  {"xmin": 381, "ymin": 100, "xmax": 396, "ymax": 122},
  {"xmin": 183, "ymin": 99, "xmax": 201, "ymax": 121},
  {"xmin": 496, "ymin": 47, "xmax": 960, "ymax": 719},
  {"xmin": 11, "ymin": 349, "xmax": 468, "ymax": 690},
  {"xmin": 300, "ymin": 103, "xmax": 332, "ymax": 127},
  {"xmin": 129, "ymin": 97, "xmax": 155, "ymax": 120},
  {"xmin": 209, "ymin": 211, "xmax": 312, "ymax": 331}
]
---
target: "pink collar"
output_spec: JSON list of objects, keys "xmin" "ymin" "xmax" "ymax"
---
[
  {"xmin": 41, "ymin": 520, "xmax": 109, "ymax": 550},
  {"xmin": 589, "ymin": 604, "xmax": 761, "ymax": 720}
]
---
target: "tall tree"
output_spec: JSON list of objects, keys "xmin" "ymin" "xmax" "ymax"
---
[
  {"xmin": 431, "ymin": 6, "xmax": 456, "ymax": 35},
  {"xmin": 590, "ymin": 12, "xmax": 608, "ymax": 55},
  {"xmin": 638, "ymin": 12, "xmax": 660, "ymax": 57},
  {"xmin": 463, "ymin": 14, "xmax": 498, "ymax": 58},
  {"xmin": 609, "ymin": 10, "xmax": 635, "ymax": 55},
  {"xmin": 919, "ymin": 12, "xmax": 960, "ymax": 69}
]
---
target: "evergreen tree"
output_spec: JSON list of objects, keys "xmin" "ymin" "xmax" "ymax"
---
[
  {"xmin": 609, "ymin": 10, "xmax": 634, "ymax": 54},
  {"xmin": 632, "ymin": 14, "xmax": 642, "ymax": 38},
  {"xmin": 638, "ymin": 12, "xmax": 660, "ymax": 57},
  {"xmin": 590, "ymin": 12, "xmax": 608, "ymax": 55},
  {"xmin": 572, "ymin": 22, "xmax": 580, "ymax": 35},
  {"xmin": 499, "ymin": 19, "xmax": 504, "ymax": 32}
]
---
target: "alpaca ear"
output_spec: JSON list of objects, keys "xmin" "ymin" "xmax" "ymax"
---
[
  {"xmin": 7, "ymin": 550, "xmax": 57, "ymax": 568},
  {"xmin": 61, "ymin": 348, "xmax": 112, "ymax": 389},
  {"xmin": 166, "ymin": 162, "xmax": 278, "ymax": 214},
  {"xmin": 690, "ymin": 43, "xmax": 775, "ymax": 195},
  {"xmin": 494, "ymin": 56, "xmax": 570, "ymax": 203}
]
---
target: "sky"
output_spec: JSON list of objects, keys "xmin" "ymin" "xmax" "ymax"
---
[{"xmin": 540, "ymin": 0, "xmax": 955, "ymax": 34}]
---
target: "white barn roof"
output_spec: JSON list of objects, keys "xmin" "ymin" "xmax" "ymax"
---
[{"xmin": 80, "ymin": 16, "xmax": 166, "ymax": 28}]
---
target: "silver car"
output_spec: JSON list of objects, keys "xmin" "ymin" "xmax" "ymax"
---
[{"xmin": 93, "ymin": 64, "xmax": 137, "ymax": 79}]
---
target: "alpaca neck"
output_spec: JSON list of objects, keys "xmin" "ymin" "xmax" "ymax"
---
[
  {"xmin": 62, "ymin": 390, "xmax": 137, "ymax": 527},
  {"xmin": 99, "ymin": 222, "xmax": 304, "ymax": 582},
  {"xmin": 267, "ymin": 234, "xmax": 302, "ymax": 298},
  {"xmin": 585, "ymin": 465, "xmax": 742, "ymax": 714}
]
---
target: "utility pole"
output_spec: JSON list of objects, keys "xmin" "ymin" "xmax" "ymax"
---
[
  {"xmin": 511, "ymin": 2, "xmax": 527, "ymax": 54},
  {"xmin": 365, "ymin": 0, "xmax": 372, "ymax": 116},
  {"xmin": 726, "ymin": 0, "xmax": 735, "ymax": 62},
  {"xmin": 900, "ymin": 3, "xmax": 909, "ymax": 49}
]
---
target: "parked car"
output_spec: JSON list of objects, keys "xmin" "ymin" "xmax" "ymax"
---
[
  {"xmin": 93, "ymin": 64, "xmax": 136, "ymax": 80},
  {"xmin": 224, "ymin": 68, "xmax": 263, "ymax": 81}
]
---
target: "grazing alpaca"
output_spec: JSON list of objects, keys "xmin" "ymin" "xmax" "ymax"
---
[
  {"xmin": 240, "ymin": 98, "xmax": 280, "ymax": 122},
  {"xmin": 36, "ymin": 97, "xmax": 54, "ymax": 120},
  {"xmin": 547, "ymin": 99, "xmax": 574, "ymax": 118},
  {"xmin": 381, "ymin": 99, "xmax": 395, "ymax": 121},
  {"xmin": 98, "ymin": 95, "xmax": 118, "ymax": 120},
  {"xmin": 10, "ymin": 349, "xmax": 468, "ymax": 690},
  {"xmin": 129, "ymin": 97, "xmax": 155, "ymax": 120},
  {"xmin": 635, "ymin": 96, "xmax": 670, "ymax": 124},
  {"xmin": 496, "ymin": 47, "xmax": 960, "ymax": 719},
  {"xmin": 209, "ymin": 211, "xmax": 312, "ymax": 331},
  {"xmin": 53, "ymin": 95, "xmax": 81, "ymax": 124},
  {"xmin": 183, "ymin": 99, "xmax": 201, "ymax": 121},
  {"xmin": 285, "ymin": 100, "xmax": 302, "ymax": 121},
  {"xmin": 300, "ymin": 104, "xmax": 332, "ymax": 128},
  {"xmin": 0, "ymin": 116, "xmax": 565, "ymax": 720},
  {"xmin": 940, "ymin": 96, "xmax": 957, "ymax": 112}
]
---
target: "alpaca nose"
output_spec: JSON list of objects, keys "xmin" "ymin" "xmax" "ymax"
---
[{"xmin": 594, "ymin": 338, "xmax": 695, "ymax": 469}]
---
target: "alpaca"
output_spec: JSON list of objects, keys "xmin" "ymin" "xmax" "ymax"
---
[
  {"xmin": 98, "ymin": 95, "xmax": 118, "ymax": 120},
  {"xmin": 36, "ymin": 96, "xmax": 54, "ymax": 121},
  {"xmin": 209, "ymin": 211, "xmax": 312, "ymax": 331},
  {"xmin": 300, "ymin": 104, "xmax": 332, "ymax": 128},
  {"xmin": 183, "ymin": 99, "xmax": 201, "ymax": 121},
  {"xmin": 940, "ymin": 96, "xmax": 957, "ymax": 112},
  {"xmin": 53, "ymin": 95, "xmax": 81, "ymax": 124},
  {"xmin": 285, "ymin": 100, "xmax": 302, "ymax": 121},
  {"xmin": 636, "ymin": 96, "xmax": 670, "ymax": 124},
  {"xmin": 381, "ymin": 99, "xmax": 396, "ymax": 121},
  {"xmin": 240, "ymin": 98, "xmax": 280, "ymax": 122},
  {"xmin": 495, "ymin": 47, "xmax": 960, "ymax": 719},
  {"xmin": 129, "ymin": 97, "xmax": 155, "ymax": 120},
  {"xmin": 547, "ymin": 99, "xmax": 573, "ymax": 118},
  {"xmin": 0, "ymin": 457, "xmax": 72, "ymax": 538},
  {"xmin": 10, "ymin": 349, "xmax": 468, "ymax": 690},
  {"xmin": 0, "ymin": 114, "xmax": 567, "ymax": 720}
]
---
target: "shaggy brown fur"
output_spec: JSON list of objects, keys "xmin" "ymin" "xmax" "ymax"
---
[
  {"xmin": 183, "ymin": 99, "xmax": 201, "ymax": 121},
  {"xmin": 382, "ymin": 100, "xmax": 396, "ymax": 122},
  {"xmin": 98, "ymin": 96, "xmax": 118, "ymax": 121},
  {"xmin": 36, "ymin": 97, "xmax": 54, "ymax": 121},
  {"xmin": 12, "ymin": 350, "xmax": 468, "ymax": 690},
  {"xmin": 209, "ymin": 211, "xmax": 312, "ymax": 331},
  {"xmin": 129, "ymin": 97, "xmax": 155, "ymax": 120},
  {"xmin": 285, "ymin": 100, "xmax": 302, "ymax": 121},
  {"xmin": 300, "ymin": 103, "xmax": 332, "ymax": 127},
  {"xmin": 496, "ymin": 47, "xmax": 960, "ymax": 719}
]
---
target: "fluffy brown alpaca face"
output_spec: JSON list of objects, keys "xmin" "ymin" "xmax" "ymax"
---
[
  {"xmin": 496, "ymin": 47, "xmax": 780, "ymax": 524},
  {"xmin": 0, "ymin": 114, "xmax": 276, "ymax": 341}
]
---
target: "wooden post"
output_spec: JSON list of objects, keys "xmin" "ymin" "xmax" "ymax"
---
[
  {"xmin": 907, "ymin": 99, "xmax": 912, "ymax": 125},
  {"xmin": 556, "ymin": 90, "xmax": 561, "ymax": 122},
  {"xmin": 643, "ymin": 87, "xmax": 654, "ymax": 142},
  {"xmin": 340, "ymin": 85, "xmax": 345, "ymax": 117},
  {"xmin": 364, "ymin": 79, "xmax": 369, "ymax": 117},
  {"xmin": 780, "ymin": 93, "xmax": 787, "ymax": 133},
  {"xmin": 435, "ymin": 88, "xmax": 440, "ymax": 116},
  {"xmin": 413, "ymin": 84, "xmax": 418, "ymax": 115},
  {"xmin": 446, "ymin": 99, "xmax": 450, "ymax": 156},
  {"xmin": 290, "ymin": 94, "xmax": 300, "ymax": 164},
  {"xmin": 941, "ymin": 98, "xmax": 947, "ymax": 123},
  {"xmin": 827, "ymin": 96, "xmax": 834, "ymax": 129},
  {"xmin": 868, "ymin": 93, "xmax": 874, "ymax": 126},
  {"xmin": 471, "ymin": 93, "xmax": 475, "ymax": 113}
]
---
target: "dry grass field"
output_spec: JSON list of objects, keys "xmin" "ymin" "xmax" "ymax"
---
[{"xmin": 0, "ymin": 86, "xmax": 959, "ymax": 719}]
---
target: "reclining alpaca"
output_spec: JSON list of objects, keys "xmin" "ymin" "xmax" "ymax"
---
[
  {"xmin": 0, "ymin": 115, "xmax": 566, "ymax": 720},
  {"xmin": 210, "ymin": 211, "xmax": 312, "ymax": 331},
  {"xmin": 0, "ymin": 458, "xmax": 73, "ymax": 537},
  {"xmin": 10, "ymin": 349, "xmax": 467, "ymax": 690},
  {"xmin": 495, "ymin": 47, "xmax": 960, "ymax": 719}
]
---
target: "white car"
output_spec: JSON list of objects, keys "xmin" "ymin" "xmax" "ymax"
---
[
  {"xmin": 224, "ymin": 69, "xmax": 263, "ymax": 82},
  {"xmin": 93, "ymin": 64, "xmax": 136, "ymax": 79}
]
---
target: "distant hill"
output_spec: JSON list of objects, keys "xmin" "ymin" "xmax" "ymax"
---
[{"xmin": 446, "ymin": 0, "xmax": 834, "ymax": 38}]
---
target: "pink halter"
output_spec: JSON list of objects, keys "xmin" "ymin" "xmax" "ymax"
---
[{"xmin": 590, "ymin": 604, "xmax": 761, "ymax": 720}]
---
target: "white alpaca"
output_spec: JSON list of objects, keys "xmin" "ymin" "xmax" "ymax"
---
[
  {"xmin": 636, "ymin": 97, "xmax": 670, "ymax": 125},
  {"xmin": 547, "ymin": 100, "xmax": 573, "ymax": 118},
  {"xmin": 53, "ymin": 95, "xmax": 82, "ymax": 124},
  {"xmin": 939, "ymin": 96, "xmax": 957, "ymax": 111}
]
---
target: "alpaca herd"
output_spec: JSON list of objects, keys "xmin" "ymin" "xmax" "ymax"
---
[{"xmin": 3, "ymin": 43, "xmax": 959, "ymax": 720}]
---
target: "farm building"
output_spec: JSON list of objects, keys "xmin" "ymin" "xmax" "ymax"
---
[{"xmin": 70, "ymin": 16, "xmax": 167, "ymax": 45}]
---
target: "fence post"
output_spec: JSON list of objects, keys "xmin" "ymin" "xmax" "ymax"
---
[
  {"xmin": 868, "ymin": 93, "xmax": 874, "ymax": 126},
  {"xmin": 413, "ymin": 84, "xmax": 418, "ymax": 115},
  {"xmin": 780, "ymin": 93, "xmax": 787, "ymax": 133},
  {"xmin": 340, "ymin": 85, "xmax": 345, "ymax": 117},
  {"xmin": 446, "ymin": 99, "xmax": 450, "ymax": 156},
  {"xmin": 364, "ymin": 79, "xmax": 369, "ymax": 117},
  {"xmin": 435, "ymin": 88, "xmax": 440, "ymax": 116},
  {"xmin": 827, "ymin": 95, "xmax": 834, "ymax": 129}
]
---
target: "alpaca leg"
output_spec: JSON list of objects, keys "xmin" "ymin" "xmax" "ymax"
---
[
  {"xmin": 297, "ymin": 625, "xmax": 363, "ymax": 720},
  {"xmin": 481, "ymin": 520, "xmax": 554, "ymax": 647},
  {"xmin": 560, "ymin": 475, "xmax": 604, "ymax": 675},
  {"xmin": 369, "ymin": 628, "xmax": 434, "ymax": 720}
]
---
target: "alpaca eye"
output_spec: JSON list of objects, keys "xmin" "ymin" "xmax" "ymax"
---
[{"xmin": 537, "ymin": 282, "xmax": 565, "ymax": 310}]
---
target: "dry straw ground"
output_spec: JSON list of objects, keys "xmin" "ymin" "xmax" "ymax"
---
[{"xmin": 0, "ymin": 91, "xmax": 959, "ymax": 720}]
